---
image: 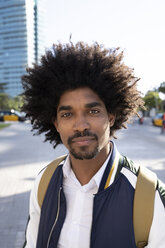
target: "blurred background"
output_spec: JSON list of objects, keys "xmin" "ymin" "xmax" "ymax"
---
[{"xmin": 0, "ymin": 0, "xmax": 165, "ymax": 247}]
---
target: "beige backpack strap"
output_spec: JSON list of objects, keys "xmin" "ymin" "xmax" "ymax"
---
[
  {"xmin": 133, "ymin": 166, "xmax": 157, "ymax": 248},
  {"xmin": 37, "ymin": 154, "xmax": 67, "ymax": 208}
]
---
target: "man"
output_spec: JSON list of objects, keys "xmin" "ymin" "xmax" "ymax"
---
[{"xmin": 22, "ymin": 42, "xmax": 165, "ymax": 248}]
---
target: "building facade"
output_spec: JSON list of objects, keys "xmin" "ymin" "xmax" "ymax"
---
[{"xmin": 0, "ymin": 0, "xmax": 45, "ymax": 97}]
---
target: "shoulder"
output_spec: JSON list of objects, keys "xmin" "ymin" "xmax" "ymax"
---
[
  {"xmin": 157, "ymin": 179, "xmax": 165, "ymax": 208},
  {"xmin": 37, "ymin": 154, "xmax": 67, "ymax": 184},
  {"xmin": 31, "ymin": 156, "xmax": 67, "ymax": 207},
  {"xmin": 120, "ymin": 156, "xmax": 165, "ymax": 205},
  {"xmin": 148, "ymin": 182, "xmax": 165, "ymax": 246},
  {"xmin": 119, "ymin": 156, "xmax": 139, "ymax": 189},
  {"xmin": 122, "ymin": 156, "xmax": 139, "ymax": 175}
]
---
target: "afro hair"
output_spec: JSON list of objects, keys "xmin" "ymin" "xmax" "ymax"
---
[{"xmin": 22, "ymin": 42, "xmax": 144, "ymax": 148}]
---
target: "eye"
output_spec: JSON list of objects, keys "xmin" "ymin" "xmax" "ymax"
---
[
  {"xmin": 89, "ymin": 109, "xmax": 100, "ymax": 115},
  {"xmin": 61, "ymin": 112, "xmax": 72, "ymax": 118}
]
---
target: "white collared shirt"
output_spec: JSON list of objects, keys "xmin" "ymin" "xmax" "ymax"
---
[
  {"xmin": 57, "ymin": 153, "xmax": 111, "ymax": 248},
  {"xmin": 25, "ymin": 145, "xmax": 165, "ymax": 248}
]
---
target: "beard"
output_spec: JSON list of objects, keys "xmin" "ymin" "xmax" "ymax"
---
[
  {"xmin": 67, "ymin": 130, "xmax": 99, "ymax": 160},
  {"xmin": 69, "ymin": 145, "xmax": 99, "ymax": 160}
]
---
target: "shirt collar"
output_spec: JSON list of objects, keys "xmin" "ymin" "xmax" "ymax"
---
[
  {"xmin": 93, "ymin": 151, "xmax": 112, "ymax": 188},
  {"xmin": 62, "ymin": 155, "xmax": 71, "ymax": 179},
  {"xmin": 62, "ymin": 150, "xmax": 112, "ymax": 189}
]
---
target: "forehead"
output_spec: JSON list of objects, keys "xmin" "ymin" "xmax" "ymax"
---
[{"xmin": 58, "ymin": 87, "xmax": 104, "ymax": 107}]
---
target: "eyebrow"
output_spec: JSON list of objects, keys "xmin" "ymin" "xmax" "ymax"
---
[
  {"xmin": 85, "ymin": 102, "xmax": 103, "ymax": 108},
  {"xmin": 58, "ymin": 106, "xmax": 72, "ymax": 112},
  {"xmin": 58, "ymin": 102, "xmax": 103, "ymax": 112}
]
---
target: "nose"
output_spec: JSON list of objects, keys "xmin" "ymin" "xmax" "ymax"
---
[{"xmin": 73, "ymin": 114, "xmax": 90, "ymax": 132}]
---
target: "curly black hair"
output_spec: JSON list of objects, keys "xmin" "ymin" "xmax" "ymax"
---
[{"xmin": 22, "ymin": 42, "xmax": 144, "ymax": 148}]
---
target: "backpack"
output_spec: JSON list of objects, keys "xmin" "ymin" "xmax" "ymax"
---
[{"xmin": 37, "ymin": 155, "xmax": 157, "ymax": 248}]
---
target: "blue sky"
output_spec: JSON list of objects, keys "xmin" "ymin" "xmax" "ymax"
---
[{"xmin": 44, "ymin": 0, "xmax": 165, "ymax": 95}]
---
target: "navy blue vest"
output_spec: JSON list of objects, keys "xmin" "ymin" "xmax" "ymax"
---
[{"xmin": 36, "ymin": 145, "xmax": 137, "ymax": 248}]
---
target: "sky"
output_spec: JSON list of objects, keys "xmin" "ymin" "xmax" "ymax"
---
[{"xmin": 44, "ymin": 0, "xmax": 165, "ymax": 96}]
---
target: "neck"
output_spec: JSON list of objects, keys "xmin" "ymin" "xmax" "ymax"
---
[{"xmin": 70, "ymin": 143, "xmax": 111, "ymax": 185}]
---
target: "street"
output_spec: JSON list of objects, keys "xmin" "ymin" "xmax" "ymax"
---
[{"xmin": 0, "ymin": 119, "xmax": 165, "ymax": 248}]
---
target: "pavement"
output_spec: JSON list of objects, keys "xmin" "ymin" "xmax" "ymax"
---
[
  {"xmin": 0, "ymin": 118, "xmax": 165, "ymax": 247},
  {"xmin": 115, "ymin": 117, "xmax": 165, "ymax": 182},
  {"xmin": 0, "ymin": 122, "xmax": 67, "ymax": 248}
]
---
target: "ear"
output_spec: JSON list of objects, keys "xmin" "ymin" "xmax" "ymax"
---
[
  {"xmin": 109, "ymin": 113, "xmax": 116, "ymax": 127},
  {"xmin": 53, "ymin": 118, "xmax": 59, "ymax": 132}
]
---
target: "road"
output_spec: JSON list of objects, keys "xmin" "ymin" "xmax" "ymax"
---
[
  {"xmin": 115, "ymin": 118, "xmax": 165, "ymax": 181},
  {"xmin": 0, "ymin": 119, "xmax": 165, "ymax": 248}
]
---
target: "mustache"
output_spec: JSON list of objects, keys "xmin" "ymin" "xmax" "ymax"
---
[{"xmin": 68, "ymin": 130, "xmax": 98, "ymax": 145}]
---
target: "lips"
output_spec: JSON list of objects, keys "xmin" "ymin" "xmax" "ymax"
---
[
  {"xmin": 71, "ymin": 136, "xmax": 96, "ymax": 146},
  {"xmin": 68, "ymin": 131, "xmax": 98, "ymax": 146}
]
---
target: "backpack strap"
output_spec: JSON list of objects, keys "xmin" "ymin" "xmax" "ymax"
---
[
  {"xmin": 37, "ymin": 154, "xmax": 67, "ymax": 208},
  {"xmin": 133, "ymin": 166, "xmax": 157, "ymax": 248}
]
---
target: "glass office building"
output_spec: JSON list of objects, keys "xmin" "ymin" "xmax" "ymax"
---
[{"xmin": 0, "ymin": 0, "xmax": 45, "ymax": 97}]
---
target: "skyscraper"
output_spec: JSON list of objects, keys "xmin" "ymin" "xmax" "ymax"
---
[{"xmin": 0, "ymin": 0, "xmax": 45, "ymax": 97}]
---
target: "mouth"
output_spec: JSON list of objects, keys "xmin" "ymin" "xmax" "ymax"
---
[{"xmin": 71, "ymin": 136, "xmax": 96, "ymax": 146}]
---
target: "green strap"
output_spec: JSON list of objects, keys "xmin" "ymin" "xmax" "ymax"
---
[{"xmin": 133, "ymin": 166, "xmax": 157, "ymax": 248}]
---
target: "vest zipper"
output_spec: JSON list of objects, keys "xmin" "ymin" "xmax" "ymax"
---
[{"xmin": 47, "ymin": 187, "xmax": 62, "ymax": 248}]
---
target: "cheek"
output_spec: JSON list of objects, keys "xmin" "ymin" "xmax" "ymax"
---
[
  {"xmin": 56, "ymin": 124, "xmax": 70, "ymax": 145},
  {"xmin": 58, "ymin": 132, "xmax": 68, "ymax": 147},
  {"xmin": 102, "ymin": 117, "xmax": 110, "ymax": 131},
  {"xmin": 95, "ymin": 119, "xmax": 110, "ymax": 139},
  {"xmin": 102, "ymin": 122, "xmax": 111, "ymax": 138}
]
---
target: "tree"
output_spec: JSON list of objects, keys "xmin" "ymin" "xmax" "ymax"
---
[
  {"xmin": 0, "ymin": 82, "xmax": 7, "ymax": 93},
  {"xmin": 10, "ymin": 95, "xmax": 24, "ymax": 110},
  {"xmin": 143, "ymin": 91, "xmax": 162, "ymax": 111},
  {"xmin": 0, "ymin": 93, "xmax": 10, "ymax": 109},
  {"xmin": 0, "ymin": 94, "xmax": 24, "ymax": 110},
  {"xmin": 158, "ymin": 82, "xmax": 165, "ymax": 94},
  {"xmin": 0, "ymin": 82, "xmax": 9, "ymax": 109}
]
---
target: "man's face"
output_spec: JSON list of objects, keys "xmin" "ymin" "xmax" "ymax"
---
[{"xmin": 54, "ymin": 87, "xmax": 115, "ymax": 160}]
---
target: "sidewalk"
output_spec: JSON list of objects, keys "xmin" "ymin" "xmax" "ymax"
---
[
  {"xmin": 0, "ymin": 161, "xmax": 44, "ymax": 248},
  {"xmin": 0, "ymin": 122, "xmax": 67, "ymax": 248}
]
